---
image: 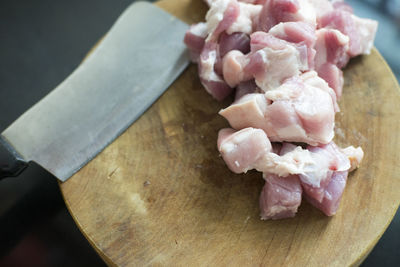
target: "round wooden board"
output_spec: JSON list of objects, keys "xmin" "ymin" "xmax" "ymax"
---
[{"xmin": 60, "ymin": 0, "xmax": 400, "ymax": 266}]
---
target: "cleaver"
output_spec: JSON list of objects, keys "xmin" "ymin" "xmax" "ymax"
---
[{"xmin": 0, "ymin": 2, "xmax": 189, "ymax": 181}]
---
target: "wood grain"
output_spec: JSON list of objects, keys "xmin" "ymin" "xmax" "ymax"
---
[{"xmin": 60, "ymin": 0, "xmax": 400, "ymax": 266}]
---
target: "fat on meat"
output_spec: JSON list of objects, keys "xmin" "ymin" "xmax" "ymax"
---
[
  {"xmin": 223, "ymin": 32, "xmax": 308, "ymax": 90},
  {"xmin": 184, "ymin": 23, "xmax": 208, "ymax": 63},
  {"xmin": 268, "ymin": 21, "xmax": 317, "ymax": 69},
  {"xmin": 257, "ymin": 0, "xmax": 317, "ymax": 33},
  {"xmin": 218, "ymin": 127, "xmax": 272, "ymax": 173},
  {"xmin": 305, "ymin": 171, "xmax": 348, "ymax": 216},
  {"xmin": 319, "ymin": 9, "xmax": 378, "ymax": 57},
  {"xmin": 199, "ymin": 42, "xmax": 233, "ymax": 100},
  {"xmin": 218, "ymin": 128, "xmax": 363, "ymax": 185},
  {"xmin": 219, "ymin": 71, "xmax": 336, "ymax": 145},
  {"xmin": 314, "ymin": 28, "xmax": 349, "ymax": 98},
  {"xmin": 206, "ymin": 0, "xmax": 261, "ymax": 40}
]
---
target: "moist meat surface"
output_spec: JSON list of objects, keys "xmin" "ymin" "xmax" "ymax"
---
[{"xmin": 185, "ymin": 0, "xmax": 376, "ymax": 219}]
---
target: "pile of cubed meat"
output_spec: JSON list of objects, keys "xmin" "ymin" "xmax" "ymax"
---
[{"xmin": 184, "ymin": 0, "xmax": 377, "ymax": 219}]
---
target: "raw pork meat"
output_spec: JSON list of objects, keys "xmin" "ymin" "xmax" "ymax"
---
[
  {"xmin": 219, "ymin": 71, "xmax": 336, "ymax": 145},
  {"xmin": 260, "ymin": 174, "xmax": 302, "ymax": 220},
  {"xmin": 184, "ymin": 0, "xmax": 375, "ymax": 219}
]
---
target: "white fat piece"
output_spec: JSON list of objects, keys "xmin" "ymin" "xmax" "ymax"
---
[
  {"xmin": 255, "ymin": 46, "xmax": 302, "ymax": 92},
  {"xmin": 201, "ymin": 50, "xmax": 224, "ymax": 82},
  {"xmin": 190, "ymin": 22, "xmax": 208, "ymax": 37},
  {"xmin": 228, "ymin": 3, "xmax": 262, "ymax": 35},
  {"xmin": 205, "ymin": 0, "xmax": 230, "ymax": 41}
]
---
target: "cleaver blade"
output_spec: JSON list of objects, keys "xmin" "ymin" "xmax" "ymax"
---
[{"xmin": 0, "ymin": 2, "xmax": 189, "ymax": 182}]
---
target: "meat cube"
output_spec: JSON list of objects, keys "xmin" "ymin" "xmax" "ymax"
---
[
  {"xmin": 219, "ymin": 71, "xmax": 336, "ymax": 145},
  {"xmin": 184, "ymin": 23, "xmax": 208, "ymax": 63},
  {"xmin": 305, "ymin": 171, "xmax": 348, "ymax": 216},
  {"xmin": 222, "ymin": 32, "xmax": 308, "ymax": 90},
  {"xmin": 218, "ymin": 128, "xmax": 315, "ymax": 176},
  {"xmin": 319, "ymin": 10, "xmax": 378, "ymax": 57},
  {"xmin": 257, "ymin": 0, "xmax": 317, "ymax": 32},
  {"xmin": 218, "ymin": 127, "xmax": 272, "ymax": 173},
  {"xmin": 269, "ymin": 21, "xmax": 317, "ymax": 68},
  {"xmin": 260, "ymin": 174, "xmax": 302, "ymax": 220},
  {"xmin": 206, "ymin": 0, "xmax": 241, "ymax": 41},
  {"xmin": 228, "ymin": 2, "xmax": 263, "ymax": 34},
  {"xmin": 199, "ymin": 42, "xmax": 233, "ymax": 100}
]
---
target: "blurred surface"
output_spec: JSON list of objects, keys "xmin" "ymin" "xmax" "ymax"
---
[{"xmin": 0, "ymin": 0, "xmax": 398, "ymax": 266}]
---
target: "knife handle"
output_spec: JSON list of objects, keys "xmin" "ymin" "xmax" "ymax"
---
[{"xmin": 0, "ymin": 136, "xmax": 28, "ymax": 179}]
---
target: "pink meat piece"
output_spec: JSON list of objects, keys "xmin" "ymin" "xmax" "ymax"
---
[
  {"xmin": 206, "ymin": 0, "xmax": 261, "ymax": 40},
  {"xmin": 207, "ymin": 0, "xmax": 241, "ymax": 41},
  {"xmin": 218, "ymin": 127, "xmax": 272, "ymax": 173},
  {"xmin": 315, "ymin": 28, "xmax": 350, "ymax": 69},
  {"xmin": 269, "ymin": 21, "xmax": 316, "ymax": 47},
  {"xmin": 298, "ymin": 142, "xmax": 350, "ymax": 202},
  {"xmin": 259, "ymin": 142, "xmax": 304, "ymax": 220},
  {"xmin": 219, "ymin": 32, "xmax": 251, "ymax": 57},
  {"xmin": 223, "ymin": 32, "xmax": 308, "ymax": 90},
  {"xmin": 317, "ymin": 63, "xmax": 344, "ymax": 99},
  {"xmin": 314, "ymin": 28, "xmax": 349, "ymax": 98},
  {"xmin": 260, "ymin": 174, "xmax": 302, "ymax": 220},
  {"xmin": 217, "ymin": 128, "xmax": 363, "ymax": 185},
  {"xmin": 269, "ymin": 21, "xmax": 316, "ymax": 69},
  {"xmin": 199, "ymin": 42, "xmax": 233, "ymax": 100},
  {"xmin": 228, "ymin": 2, "xmax": 263, "ymax": 34},
  {"xmin": 319, "ymin": 10, "xmax": 378, "ymax": 57},
  {"xmin": 219, "ymin": 71, "xmax": 336, "ymax": 145},
  {"xmin": 218, "ymin": 128, "xmax": 314, "ymax": 176},
  {"xmin": 184, "ymin": 23, "xmax": 208, "ymax": 63},
  {"xmin": 235, "ymin": 80, "xmax": 259, "ymax": 100},
  {"xmin": 222, "ymin": 50, "xmax": 252, "ymax": 87},
  {"xmin": 305, "ymin": 171, "xmax": 348, "ymax": 216},
  {"xmin": 257, "ymin": 0, "xmax": 316, "ymax": 33}
]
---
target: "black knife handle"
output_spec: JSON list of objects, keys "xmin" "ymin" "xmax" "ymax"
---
[{"xmin": 0, "ymin": 135, "xmax": 28, "ymax": 179}]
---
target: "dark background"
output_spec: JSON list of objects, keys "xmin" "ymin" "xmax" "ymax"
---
[{"xmin": 0, "ymin": 0, "xmax": 398, "ymax": 266}]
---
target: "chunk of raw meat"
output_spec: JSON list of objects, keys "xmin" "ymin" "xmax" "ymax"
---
[
  {"xmin": 218, "ymin": 128, "xmax": 318, "ymax": 177},
  {"xmin": 219, "ymin": 32, "xmax": 251, "ymax": 57},
  {"xmin": 199, "ymin": 42, "xmax": 233, "ymax": 100},
  {"xmin": 206, "ymin": 0, "xmax": 261, "ymax": 41},
  {"xmin": 257, "ymin": 0, "xmax": 317, "ymax": 33},
  {"xmin": 223, "ymin": 32, "xmax": 308, "ymax": 90},
  {"xmin": 313, "ymin": 28, "xmax": 349, "ymax": 98},
  {"xmin": 319, "ymin": 10, "xmax": 378, "ymax": 57},
  {"xmin": 260, "ymin": 173, "xmax": 302, "ymax": 220},
  {"xmin": 297, "ymin": 142, "xmax": 350, "ymax": 201},
  {"xmin": 314, "ymin": 29, "xmax": 349, "ymax": 69},
  {"xmin": 305, "ymin": 171, "xmax": 348, "ymax": 216},
  {"xmin": 220, "ymin": 71, "xmax": 336, "ymax": 145},
  {"xmin": 218, "ymin": 127, "xmax": 272, "ymax": 173},
  {"xmin": 268, "ymin": 21, "xmax": 316, "ymax": 68},
  {"xmin": 206, "ymin": 0, "xmax": 241, "ymax": 41},
  {"xmin": 184, "ymin": 22, "xmax": 208, "ymax": 62},
  {"xmin": 229, "ymin": 2, "xmax": 263, "ymax": 34}
]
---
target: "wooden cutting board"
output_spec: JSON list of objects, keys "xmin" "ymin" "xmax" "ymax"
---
[{"xmin": 60, "ymin": 0, "xmax": 400, "ymax": 266}]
